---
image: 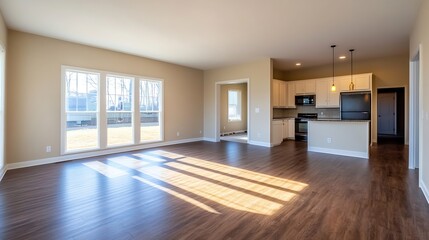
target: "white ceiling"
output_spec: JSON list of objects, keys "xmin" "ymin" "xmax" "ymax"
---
[{"xmin": 0, "ymin": 0, "xmax": 422, "ymax": 71}]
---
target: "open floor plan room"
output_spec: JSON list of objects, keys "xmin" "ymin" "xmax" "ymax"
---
[{"xmin": 1, "ymin": 141, "xmax": 428, "ymax": 239}]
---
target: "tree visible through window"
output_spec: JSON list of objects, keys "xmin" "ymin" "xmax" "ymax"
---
[
  {"xmin": 228, "ymin": 90, "xmax": 241, "ymax": 121},
  {"xmin": 140, "ymin": 79, "xmax": 162, "ymax": 142},
  {"xmin": 62, "ymin": 66, "xmax": 164, "ymax": 154},
  {"xmin": 106, "ymin": 75, "xmax": 133, "ymax": 146},
  {"xmin": 64, "ymin": 70, "xmax": 99, "ymax": 152}
]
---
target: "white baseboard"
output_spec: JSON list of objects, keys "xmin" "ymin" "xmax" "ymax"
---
[
  {"xmin": 0, "ymin": 165, "xmax": 7, "ymax": 181},
  {"xmin": 7, "ymin": 137, "xmax": 203, "ymax": 170},
  {"xmin": 203, "ymin": 137, "xmax": 218, "ymax": 142},
  {"xmin": 308, "ymin": 147, "xmax": 368, "ymax": 159},
  {"xmin": 248, "ymin": 140, "xmax": 271, "ymax": 148},
  {"xmin": 420, "ymin": 180, "xmax": 429, "ymax": 204}
]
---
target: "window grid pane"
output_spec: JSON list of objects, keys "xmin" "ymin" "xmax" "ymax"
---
[
  {"xmin": 65, "ymin": 70, "xmax": 99, "ymax": 152},
  {"xmin": 106, "ymin": 75, "xmax": 134, "ymax": 146},
  {"xmin": 140, "ymin": 80, "xmax": 162, "ymax": 142}
]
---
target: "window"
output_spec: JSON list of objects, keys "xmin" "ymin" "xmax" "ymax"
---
[
  {"xmin": 106, "ymin": 75, "xmax": 133, "ymax": 146},
  {"xmin": 62, "ymin": 66, "xmax": 163, "ymax": 154},
  {"xmin": 64, "ymin": 69, "xmax": 99, "ymax": 152},
  {"xmin": 140, "ymin": 79, "xmax": 162, "ymax": 142},
  {"xmin": 228, "ymin": 90, "xmax": 241, "ymax": 121}
]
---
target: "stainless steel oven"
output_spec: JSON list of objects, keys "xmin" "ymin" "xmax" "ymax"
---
[{"xmin": 295, "ymin": 113, "xmax": 318, "ymax": 141}]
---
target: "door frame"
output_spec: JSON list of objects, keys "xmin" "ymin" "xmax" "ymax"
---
[
  {"xmin": 215, "ymin": 78, "xmax": 250, "ymax": 142},
  {"xmin": 409, "ymin": 45, "xmax": 423, "ymax": 173}
]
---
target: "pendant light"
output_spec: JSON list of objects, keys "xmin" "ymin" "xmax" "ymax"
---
[
  {"xmin": 349, "ymin": 49, "xmax": 355, "ymax": 90},
  {"xmin": 331, "ymin": 45, "xmax": 336, "ymax": 92}
]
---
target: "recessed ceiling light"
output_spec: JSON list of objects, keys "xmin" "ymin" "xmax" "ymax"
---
[
  {"xmin": 295, "ymin": 63, "xmax": 301, "ymax": 66},
  {"xmin": 339, "ymin": 56, "xmax": 346, "ymax": 59}
]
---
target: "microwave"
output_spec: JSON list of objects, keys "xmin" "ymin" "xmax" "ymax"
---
[{"xmin": 295, "ymin": 95, "xmax": 315, "ymax": 106}]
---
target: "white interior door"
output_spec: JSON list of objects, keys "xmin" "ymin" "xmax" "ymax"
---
[{"xmin": 377, "ymin": 92, "xmax": 397, "ymax": 135}]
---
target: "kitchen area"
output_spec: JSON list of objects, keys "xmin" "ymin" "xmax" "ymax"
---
[{"xmin": 272, "ymin": 73, "xmax": 373, "ymax": 159}]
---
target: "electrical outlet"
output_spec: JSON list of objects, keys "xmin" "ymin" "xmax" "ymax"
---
[
  {"xmin": 199, "ymin": 130, "xmax": 202, "ymax": 134},
  {"xmin": 46, "ymin": 146, "xmax": 52, "ymax": 153},
  {"xmin": 327, "ymin": 138, "xmax": 332, "ymax": 143},
  {"xmin": 177, "ymin": 132, "xmax": 180, "ymax": 137}
]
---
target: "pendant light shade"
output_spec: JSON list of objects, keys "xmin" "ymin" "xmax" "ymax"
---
[
  {"xmin": 331, "ymin": 45, "xmax": 336, "ymax": 92},
  {"xmin": 349, "ymin": 49, "xmax": 355, "ymax": 90}
]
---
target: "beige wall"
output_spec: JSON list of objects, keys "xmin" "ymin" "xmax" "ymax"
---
[
  {"xmin": 6, "ymin": 30, "xmax": 204, "ymax": 164},
  {"xmin": 410, "ymin": 0, "xmax": 429, "ymax": 197},
  {"xmin": 283, "ymin": 55, "xmax": 410, "ymax": 144},
  {"xmin": 204, "ymin": 58, "xmax": 272, "ymax": 145},
  {"xmin": 220, "ymin": 83, "xmax": 248, "ymax": 134}
]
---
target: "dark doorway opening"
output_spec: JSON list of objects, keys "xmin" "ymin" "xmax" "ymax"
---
[{"xmin": 377, "ymin": 88, "xmax": 405, "ymax": 144}]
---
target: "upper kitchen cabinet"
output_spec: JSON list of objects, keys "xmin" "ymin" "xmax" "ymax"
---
[
  {"xmin": 316, "ymin": 78, "xmax": 340, "ymax": 108},
  {"xmin": 352, "ymin": 73, "xmax": 372, "ymax": 90},
  {"xmin": 286, "ymin": 82, "xmax": 296, "ymax": 108},
  {"xmin": 295, "ymin": 79, "xmax": 316, "ymax": 95},
  {"xmin": 272, "ymin": 79, "xmax": 295, "ymax": 108},
  {"xmin": 339, "ymin": 73, "xmax": 372, "ymax": 92}
]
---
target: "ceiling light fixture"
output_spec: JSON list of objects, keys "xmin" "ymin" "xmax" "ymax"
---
[
  {"xmin": 331, "ymin": 45, "xmax": 336, "ymax": 92},
  {"xmin": 349, "ymin": 49, "xmax": 355, "ymax": 90},
  {"xmin": 339, "ymin": 56, "xmax": 346, "ymax": 59},
  {"xmin": 296, "ymin": 63, "xmax": 301, "ymax": 66}
]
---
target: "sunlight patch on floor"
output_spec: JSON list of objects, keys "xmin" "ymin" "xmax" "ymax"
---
[
  {"xmin": 165, "ymin": 161, "xmax": 295, "ymax": 201},
  {"xmin": 177, "ymin": 157, "xmax": 308, "ymax": 192},
  {"xmin": 133, "ymin": 176, "xmax": 220, "ymax": 214},
  {"xmin": 108, "ymin": 156, "xmax": 150, "ymax": 169},
  {"xmin": 132, "ymin": 153, "xmax": 166, "ymax": 162},
  {"xmin": 82, "ymin": 161, "xmax": 129, "ymax": 178},
  {"xmin": 82, "ymin": 150, "xmax": 308, "ymax": 215},
  {"xmin": 138, "ymin": 166, "xmax": 283, "ymax": 215}
]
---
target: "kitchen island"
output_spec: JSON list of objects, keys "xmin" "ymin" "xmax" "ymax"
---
[{"xmin": 307, "ymin": 120, "xmax": 370, "ymax": 159}]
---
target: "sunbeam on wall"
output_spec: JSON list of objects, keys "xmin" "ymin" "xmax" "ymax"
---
[{"xmin": 82, "ymin": 150, "xmax": 308, "ymax": 215}]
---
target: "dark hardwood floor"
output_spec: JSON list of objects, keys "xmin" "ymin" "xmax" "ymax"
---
[{"xmin": 1, "ymin": 141, "xmax": 428, "ymax": 239}]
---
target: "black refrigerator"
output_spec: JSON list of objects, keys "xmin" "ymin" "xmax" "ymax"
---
[{"xmin": 340, "ymin": 92, "xmax": 371, "ymax": 120}]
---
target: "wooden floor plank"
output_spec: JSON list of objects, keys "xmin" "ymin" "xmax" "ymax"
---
[{"xmin": 1, "ymin": 141, "xmax": 429, "ymax": 239}]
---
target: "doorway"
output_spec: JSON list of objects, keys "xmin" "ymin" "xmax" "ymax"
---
[
  {"xmin": 377, "ymin": 88, "xmax": 405, "ymax": 144},
  {"xmin": 215, "ymin": 79, "xmax": 250, "ymax": 143}
]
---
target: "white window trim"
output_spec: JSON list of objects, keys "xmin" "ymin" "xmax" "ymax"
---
[{"xmin": 61, "ymin": 65, "xmax": 164, "ymax": 155}]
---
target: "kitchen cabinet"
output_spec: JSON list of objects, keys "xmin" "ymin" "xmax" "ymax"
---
[
  {"xmin": 352, "ymin": 74, "xmax": 372, "ymax": 90},
  {"xmin": 272, "ymin": 79, "xmax": 287, "ymax": 107},
  {"xmin": 338, "ymin": 74, "xmax": 372, "ymax": 92},
  {"xmin": 272, "ymin": 120, "xmax": 283, "ymax": 146},
  {"xmin": 282, "ymin": 119, "xmax": 289, "ymax": 139},
  {"xmin": 316, "ymin": 78, "xmax": 340, "ymax": 108},
  {"xmin": 272, "ymin": 79, "xmax": 280, "ymax": 107},
  {"xmin": 286, "ymin": 82, "xmax": 296, "ymax": 108},
  {"xmin": 295, "ymin": 79, "xmax": 316, "ymax": 95},
  {"xmin": 272, "ymin": 79, "xmax": 295, "ymax": 108},
  {"xmin": 280, "ymin": 118, "xmax": 295, "ymax": 139}
]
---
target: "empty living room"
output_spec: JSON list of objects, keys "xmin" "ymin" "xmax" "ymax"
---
[{"xmin": 1, "ymin": 1, "xmax": 429, "ymax": 239}]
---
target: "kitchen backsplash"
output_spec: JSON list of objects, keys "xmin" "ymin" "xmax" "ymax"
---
[{"xmin": 273, "ymin": 106, "xmax": 340, "ymax": 119}]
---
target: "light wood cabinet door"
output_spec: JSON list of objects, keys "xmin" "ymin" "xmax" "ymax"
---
[
  {"xmin": 316, "ymin": 78, "xmax": 340, "ymax": 108},
  {"xmin": 279, "ymin": 81, "xmax": 287, "ymax": 107},
  {"xmin": 272, "ymin": 79, "xmax": 280, "ymax": 107},
  {"xmin": 295, "ymin": 81, "xmax": 306, "ymax": 95},
  {"xmin": 282, "ymin": 120, "xmax": 288, "ymax": 139},
  {"xmin": 305, "ymin": 80, "xmax": 316, "ymax": 94},
  {"xmin": 295, "ymin": 80, "xmax": 315, "ymax": 95},
  {"xmin": 286, "ymin": 82, "xmax": 296, "ymax": 108},
  {"xmin": 316, "ymin": 78, "xmax": 329, "ymax": 108},
  {"xmin": 353, "ymin": 74, "xmax": 371, "ymax": 90}
]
